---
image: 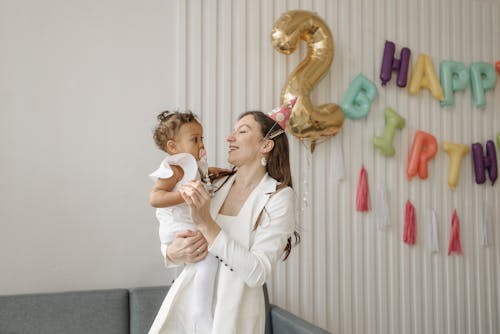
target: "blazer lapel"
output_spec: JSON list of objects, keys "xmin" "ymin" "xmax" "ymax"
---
[{"xmin": 245, "ymin": 174, "xmax": 278, "ymax": 235}]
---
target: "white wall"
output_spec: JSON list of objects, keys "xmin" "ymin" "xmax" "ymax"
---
[
  {"xmin": 0, "ymin": 0, "xmax": 180, "ymax": 293},
  {"xmin": 2, "ymin": 1, "xmax": 500, "ymax": 334}
]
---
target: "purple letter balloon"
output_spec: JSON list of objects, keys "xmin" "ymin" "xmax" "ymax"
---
[
  {"xmin": 472, "ymin": 140, "xmax": 498, "ymax": 185},
  {"xmin": 380, "ymin": 41, "xmax": 411, "ymax": 87}
]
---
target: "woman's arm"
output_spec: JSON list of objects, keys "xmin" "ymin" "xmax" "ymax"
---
[
  {"xmin": 149, "ymin": 165, "xmax": 185, "ymax": 207},
  {"xmin": 164, "ymin": 230, "xmax": 209, "ymax": 267}
]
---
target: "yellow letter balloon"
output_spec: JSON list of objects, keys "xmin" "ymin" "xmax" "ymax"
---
[
  {"xmin": 271, "ymin": 10, "xmax": 344, "ymax": 152},
  {"xmin": 409, "ymin": 54, "xmax": 444, "ymax": 101},
  {"xmin": 443, "ymin": 142, "xmax": 470, "ymax": 191}
]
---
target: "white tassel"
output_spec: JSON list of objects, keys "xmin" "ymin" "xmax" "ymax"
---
[
  {"xmin": 374, "ymin": 184, "xmax": 390, "ymax": 230},
  {"xmin": 331, "ymin": 135, "xmax": 345, "ymax": 182},
  {"xmin": 430, "ymin": 208, "xmax": 439, "ymax": 253},
  {"xmin": 482, "ymin": 202, "xmax": 493, "ymax": 247}
]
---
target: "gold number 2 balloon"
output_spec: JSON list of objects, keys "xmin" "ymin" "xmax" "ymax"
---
[{"xmin": 271, "ymin": 10, "xmax": 344, "ymax": 152}]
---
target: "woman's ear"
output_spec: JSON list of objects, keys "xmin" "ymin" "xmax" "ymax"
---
[
  {"xmin": 261, "ymin": 139, "xmax": 275, "ymax": 154},
  {"xmin": 166, "ymin": 140, "xmax": 177, "ymax": 154}
]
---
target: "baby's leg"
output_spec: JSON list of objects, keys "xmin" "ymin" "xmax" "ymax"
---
[{"xmin": 192, "ymin": 253, "xmax": 218, "ymax": 333}]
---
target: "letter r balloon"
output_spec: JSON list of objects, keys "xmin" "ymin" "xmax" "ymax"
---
[{"xmin": 407, "ymin": 131, "xmax": 438, "ymax": 181}]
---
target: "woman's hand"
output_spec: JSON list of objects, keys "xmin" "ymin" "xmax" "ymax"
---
[
  {"xmin": 179, "ymin": 180, "xmax": 212, "ymax": 226},
  {"xmin": 166, "ymin": 230, "xmax": 208, "ymax": 264},
  {"xmin": 179, "ymin": 180, "xmax": 221, "ymax": 244}
]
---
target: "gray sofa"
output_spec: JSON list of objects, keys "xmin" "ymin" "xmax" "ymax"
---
[{"xmin": 0, "ymin": 285, "xmax": 330, "ymax": 334}]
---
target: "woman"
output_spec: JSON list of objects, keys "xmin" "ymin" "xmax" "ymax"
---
[{"xmin": 149, "ymin": 110, "xmax": 299, "ymax": 334}]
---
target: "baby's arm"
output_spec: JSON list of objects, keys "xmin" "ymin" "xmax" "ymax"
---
[{"xmin": 149, "ymin": 165, "xmax": 185, "ymax": 208}]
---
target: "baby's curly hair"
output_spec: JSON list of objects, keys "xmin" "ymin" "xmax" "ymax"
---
[{"xmin": 153, "ymin": 110, "xmax": 200, "ymax": 153}]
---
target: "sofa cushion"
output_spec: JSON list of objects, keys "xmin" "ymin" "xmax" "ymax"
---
[
  {"xmin": 0, "ymin": 289, "xmax": 129, "ymax": 334},
  {"xmin": 270, "ymin": 306, "xmax": 331, "ymax": 334},
  {"xmin": 129, "ymin": 286, "xmax": 170, "ymax": 334}
]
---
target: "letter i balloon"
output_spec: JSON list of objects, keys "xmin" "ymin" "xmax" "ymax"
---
[{"xmin": 372, "ymin": 108, "xmax": 406, "ymax": 156}]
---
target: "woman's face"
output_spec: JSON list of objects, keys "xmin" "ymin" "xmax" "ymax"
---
[{"xmin": 226, "ymin": 115, "xmax": 264, "ymax": 166}]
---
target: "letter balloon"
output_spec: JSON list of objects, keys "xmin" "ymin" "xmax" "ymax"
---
[
  {"xmin": 380, "ymin": 40, "xmax": 411, "ymax": 87},
  {"xmin": 373, "ymin": 107, "xmax": 406, "ymax": 156},
  {"xmin": 341, "ymin": 74, "xmax": 378, "ymax": 119},
  {"xmin": 443, "ymin": 142, "xmax": 469, "ymax": 191},
  {"xmin": 440, "ymin": 60, "xmax": 469, "ymax": 108},
  {"xmin": 407, "ymin": 130, "xmax": 438, "ymax": 180},
  {"xmin": 472, "ymin": 141, "xmax": 497, "ymax": 185},
  {"xmin": 470, "ymin": 62, "xmax": 497, "ymax": 109},
  {"xmin": 409, "ymin": 54, "xmax": 444, "ymax": 101}
]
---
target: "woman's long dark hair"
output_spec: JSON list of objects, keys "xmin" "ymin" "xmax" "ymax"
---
[
  {"xmin": 237, "ymin": 111, "xmax": 300, "ymax": 260},
  {"xmin": 239, "ymin": 111, "xmax": 292, "ymax": 188}
]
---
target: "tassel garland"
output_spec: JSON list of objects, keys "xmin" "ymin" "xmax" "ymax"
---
[
  {"xmin": 448, "ymin": 209, "xmax": 463, "ymax": 255},
  {"xmin": 356, "ymin": 165, "xmax": 370, "ymax": 211},
  {"xmin": 404, "ymin": 200, "xmax": 416, "ymax": 245}
]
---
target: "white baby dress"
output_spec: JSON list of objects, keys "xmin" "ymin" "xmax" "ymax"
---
[{"xmin": 149, "ymin": 152, "xmax": 201, "ymax": 258}]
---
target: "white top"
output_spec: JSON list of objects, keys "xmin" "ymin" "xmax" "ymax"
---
[{"xmin": 149, "ymin": 153, "xmax": 201, "ymax": 255}]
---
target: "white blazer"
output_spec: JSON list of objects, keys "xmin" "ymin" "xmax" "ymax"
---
[{"xmin": 148, "ymin": 173, "xmax": 296, "ymax": 334}]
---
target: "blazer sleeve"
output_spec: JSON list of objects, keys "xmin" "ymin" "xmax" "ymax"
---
[{"xmin": 208, "ymin": 187, "xmax": 296, "ymax": 288}]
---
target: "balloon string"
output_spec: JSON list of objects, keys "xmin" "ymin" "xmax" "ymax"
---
[
  {"xmin": 482, "ymin": 201, "xmax": 492, "ymax": 247},
  {"xmin": 300, "ymin": 141, "xmax": 311, "ymax": 211},
  {"xmin": 430, "ymin": 208, "xmax": 439, "ymax": 253},
  {"xmin": 374, "ymin": 184, "xmax": 389, "ymax": 231},
  {"xmin": 332, "ymin": 135, "xmax": 345, "ymax": 182}
]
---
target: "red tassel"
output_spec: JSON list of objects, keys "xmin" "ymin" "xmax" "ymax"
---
[
  {"xmin": 356, "ymin": 165, "xmax": 370, "ymax": 211},
  {"xmin": 404, "ymin": 200, "xmax": 416, "ymax": 245},
  {"xmin": 448, "ymin": 209, "xmax": 463, "ymax": 255}
]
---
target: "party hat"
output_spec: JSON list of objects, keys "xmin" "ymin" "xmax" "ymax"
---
[{"xmin": 268, "ymin": 97, "xmax": 297, "ymax": 130}]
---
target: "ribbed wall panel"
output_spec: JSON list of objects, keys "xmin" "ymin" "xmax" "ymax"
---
[{"xmin": 177, "ymin": 0, "xmax": 500, "ymax": 333}]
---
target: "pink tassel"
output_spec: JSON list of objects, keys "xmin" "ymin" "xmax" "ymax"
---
[
  {"xmin": 356, "ymin": 165, "xmax": 370, "ymax": 211},
  {"xmin": 404, "ymin": 200, "xmax": 416, "ymax": 245},
  {"xmin": 448, "ymin": 209, "xmax": 463, "ymax": 255}
]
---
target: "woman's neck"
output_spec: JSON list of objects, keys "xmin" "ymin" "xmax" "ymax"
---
[{"xmin": 233, "ymin": 164, "xmax": 266, "ymax": 190}]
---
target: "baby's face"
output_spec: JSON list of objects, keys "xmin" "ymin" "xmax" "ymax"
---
[{"xmin": 174, "ymin": 121, "xmax": 205, "ymax": 160}]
